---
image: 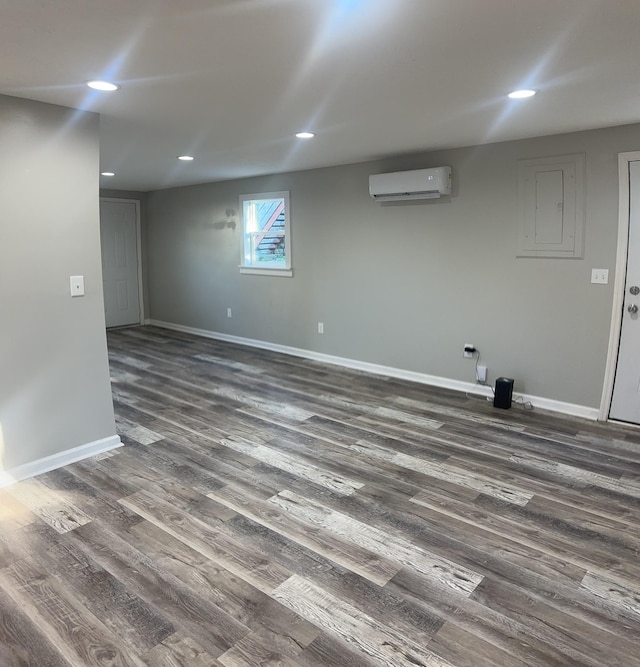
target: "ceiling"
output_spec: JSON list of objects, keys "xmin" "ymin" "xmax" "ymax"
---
[{"xmin": 3, "ymin": 0, "xmax": 640, "ymax": 192}]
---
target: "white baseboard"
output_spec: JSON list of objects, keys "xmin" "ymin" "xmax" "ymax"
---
[
  {"xmin": 0, "ymin": 435, "xmax": 122, "ymax": 488},
  {"xmin": 147, "ymin": 319, "xmax": 599, "ymax": 421}
]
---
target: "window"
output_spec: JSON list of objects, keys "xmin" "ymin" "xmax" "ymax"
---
[{"xmin": 239, "ymin": 191, "xmax": 292, "ymax": 276}]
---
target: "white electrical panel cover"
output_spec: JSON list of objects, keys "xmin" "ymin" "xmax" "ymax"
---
[{"xmin": 517, "ymin": 153, "xmax": 585, "ymax": 258}]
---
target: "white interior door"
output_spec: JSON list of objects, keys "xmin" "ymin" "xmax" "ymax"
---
[
  {"xmin": 100, "ymin": 199, "xmax": 141, "ymax": 328},
  {"xmin": 610, "ymin": 160, "xmax": 640, "ymax": 423}
]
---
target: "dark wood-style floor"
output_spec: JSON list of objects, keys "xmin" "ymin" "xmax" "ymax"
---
[{"xmin": 2, "ymin": 326, "xmax": 640, "ymax": 666}]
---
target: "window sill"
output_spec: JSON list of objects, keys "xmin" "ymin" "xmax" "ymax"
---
[{"xmin": 239, "ymin": 266, "xmax": 293, "ymax": 278}]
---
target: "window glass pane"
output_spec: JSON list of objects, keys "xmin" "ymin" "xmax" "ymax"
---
[{"xmin": 240, "ymin": 192, "xmax": 290, "ymax": 271}]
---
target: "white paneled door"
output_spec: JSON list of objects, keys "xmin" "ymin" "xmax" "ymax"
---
[
  {"xmin": 100, "ymin": 199, "xmax": 141, "ymax": 328},
  {"xmin": 610, "ymin": 160, "xmax": 640, "ymax": 424}
]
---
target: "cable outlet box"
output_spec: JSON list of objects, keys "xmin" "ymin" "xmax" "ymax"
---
[{"xmin": 477, "ymin": 365, "xmax": 487, "ymax": 383}]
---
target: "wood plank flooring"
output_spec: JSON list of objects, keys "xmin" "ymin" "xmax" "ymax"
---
[{"xmin": 2, "ymin": 325, "xmax": 640, "ymax": 665}]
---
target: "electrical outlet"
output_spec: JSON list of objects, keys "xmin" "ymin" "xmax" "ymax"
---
[
  {"xmin": 317, "ymin": 322, "xmax": 324, "ymax": 334},
  {"xmin": 591, "ymin": 269, "xmax": 609, "ymax": 284},
  {"xmin": 477, "ymin": 365, "xmax": 487, "ymax": 383},
  {"xmin": 463, "ymin": 343, "xmax": 474, "ymax": 358},
  {"xmin": 227, "ymin": 307, "xmax": 232, "ymax": 318}
]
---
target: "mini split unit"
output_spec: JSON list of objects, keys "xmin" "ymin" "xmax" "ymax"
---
[{"xmin": 369, "ymin": 166, "xmax": 452, "ymax": 201}]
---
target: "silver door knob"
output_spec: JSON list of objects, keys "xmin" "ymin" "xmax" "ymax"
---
[{"xmin": 629, "ymin": 304, "xmax": 638, "ymax": 314}]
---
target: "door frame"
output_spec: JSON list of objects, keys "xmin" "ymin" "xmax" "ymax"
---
[
  {"xmin": 99, "ymin": 197, "xmax": 144, "ymax": 327},
  {"xmin": 599, "ymin": 151, "xmax": 640, "ymax": 420}
]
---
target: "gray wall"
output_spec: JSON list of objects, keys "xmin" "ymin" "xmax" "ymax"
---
[
  {"xmin": 0, "ymin": 94, "xmax": 116, "ymax": 471},
  {"xmin": 146, "ymin": 123, "xmax": 639, "ymax": 409}
]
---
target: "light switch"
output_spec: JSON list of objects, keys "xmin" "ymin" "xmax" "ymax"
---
[
  {"xmin": 591, "ymin": 269, "xmax": 609, "ymax": 285},
  {"xmin": 70, "ymin": 275, "xmax": 85, "ymax": 297}
]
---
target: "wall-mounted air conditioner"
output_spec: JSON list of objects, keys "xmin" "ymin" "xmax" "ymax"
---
[{"xmin": 369, "ymin": 166, "xmax": 452, "ymax": 201}]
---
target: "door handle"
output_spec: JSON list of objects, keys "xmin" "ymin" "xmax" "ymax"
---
[{"xmin": 629, "ymin": 304, "xmax": 638, "ymax": 314}]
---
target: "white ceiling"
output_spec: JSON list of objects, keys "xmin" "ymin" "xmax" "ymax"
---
[{"xmin": 3, "ymin": 0, "xmax": 640, "ymax": 192}]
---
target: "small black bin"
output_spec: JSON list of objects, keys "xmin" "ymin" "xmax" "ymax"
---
[{"xmin": 494, "ymin": 377, "xmax": 514, "ymax": 409}]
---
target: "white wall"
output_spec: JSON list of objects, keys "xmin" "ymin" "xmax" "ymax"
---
[
  {"xmin": 0, "ymin": 94, "xmax": 118, "ymax": 477},
  {"xmin": 145, "ymin": 123, "xmax": 639, "ymax": 412}
]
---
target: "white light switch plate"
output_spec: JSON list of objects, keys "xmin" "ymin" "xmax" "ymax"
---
[
  {"xmin": 591, "ymin": 269, "xmax": 609, "ymax": 284},
  {"xmin": 70, "ymin": 275, "xmax": 85, "ymax": 297}
]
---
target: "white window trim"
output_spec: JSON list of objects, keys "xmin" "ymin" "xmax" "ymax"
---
[
  {"xmin": 238, "ymin": 267, "xmax": 293, "ymax": 277},
  {"xmin": 239, "ymin": 190, "xmax": 292, "ymax": 277}
]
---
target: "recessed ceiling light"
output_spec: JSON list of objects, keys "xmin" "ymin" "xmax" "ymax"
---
[
  {"xmin": 177, "ymin": 155, "xmax": 195, "ymax": 161},
  {"xmin": 87, "ymin": 80, "xmax": 119, "ymax": 92},
  {"xmin": 296, "ymin": 132, "xmax": 315, "ymax": 139},
  {"xmin": 508, "ymin": 89, "xmax": 536, "ymax": 99},
  {"xmin": 101, "ymin": 171, "xmax": 115, "ymax": 177}
]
